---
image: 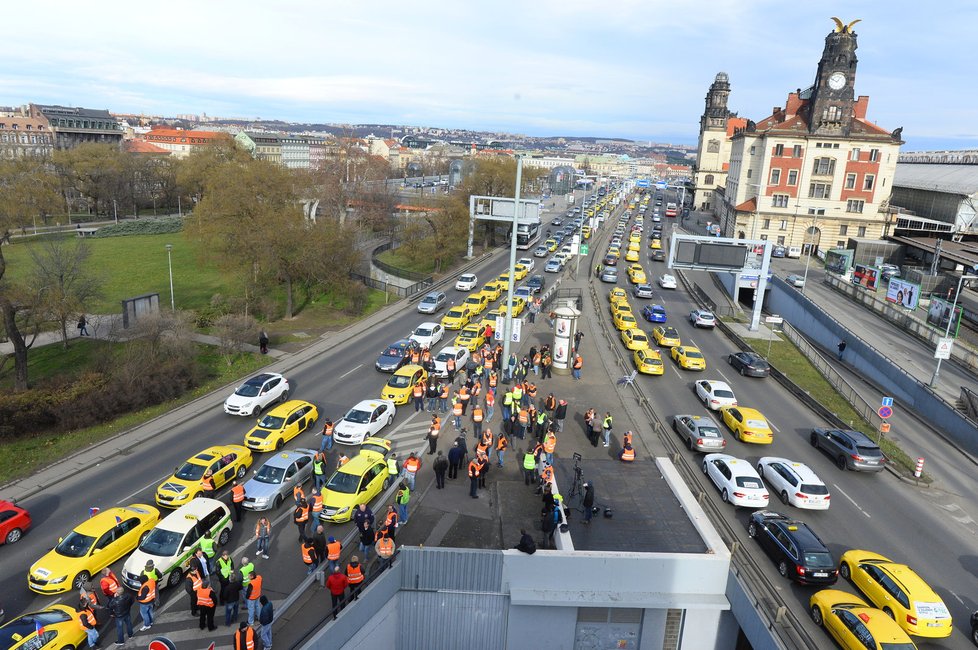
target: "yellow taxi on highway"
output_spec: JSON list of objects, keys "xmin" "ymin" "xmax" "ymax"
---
[
  {"xmin": 320, "ymin": 438, "xmax": 393, "ymax": 523},
  {"xmin": 629, "ymin": 232, "xmax": 641, "ymax": 244},
  {"xmin": 839, "ymin": 550, "xmax": 952, "ymax": 638},
  {"xmin": 0, "ymin": 604, "xmax": 88, "ymax": 650},
  {"xmin": 607, "ymin": 245, "xmax": 621, "ymax": 258},
  {"xmin": 609, "ymin": 287, "xmax": 628, "ymax": 305},
  {"xmin": 650, "ymin": 238, "xmax": 662, "ymax": 250},
  {"xmin": 480, "ymin": 282, "xmax": 502, "ymax": 302},
  {"xmin": 582, "ymin": 226, "xmax": 591, "ymax": 239},
  {"xmin": 809, "ymin": 589, "xmax": 918, "ymax": 650},
  {"xmin": 719, "ymin": 406, "xmax": 773, "ymax": 444},
  {"xmin": 671, "ymin": 345, "xmax": 707, "ymax": 371},
  {"xmin": 513, "ymin": 263, "xmax": 529, "ymax": 280},
  {"xmin": 381, "ymin": 364, "xmax": 428, "ymax": 405},
  {"xmin": 627, "ymin": 265, "xmax": 647, "ymax": 284},
  {"xmin": 546, "ymin": 238, "xmax": 558, "ymax": 252},
  {"xmin": 441, "ymin": 306, "xmax": 471, "ymax": 330},
  {"xmin": 463, "ymin": 293, "xmax": 489, "ymax": 316},
  {"xmin": 244, "ymin": 400, "xmax": 319, "ymax": 452},
  {"xmin": 455, "ymin": 323, "xmax": 486, "ymax": 351},
  {"xmin": 625, "ymin": 249, "xmax": 640, "ymax": 262},
  {"xmin": 498, "ymin": 296, "xmax": 526, "ymax": 317},
  {"xmin": 156, "ymin": 445, "xmax": 253, "ymax": 508},
  {"xmin": 497, "ymin": 273, "xmax": 511, "ymax": 291},
  {"xmin": 28, "ymin": 504, "xmax": 160, "ymax": 594},
  {"xmin": 621, "ymin": 328, "xmax": 650, "ymax": 351},
  {"xmin": 627, "ymin": 241, "xmax": 640, "ymax": 253},
  {"xmin": 613, "ymin": 311, "xmax": 638, "ymax": 331},
  {"xmin": 633, "ymin": 348, "xmax": 664, "ymax": 375},
  {"xmin": 611, "ymin": 300, "xmax": 633, "ymax": 319},
  {"xmin": 652, "ymin": 325, "xmax": 681, "ymax": 347}
]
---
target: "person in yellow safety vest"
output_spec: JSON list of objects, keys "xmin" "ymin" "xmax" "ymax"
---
[
  {"xmin": 543, "ymin": 431, "xmax": 557, "ymax": 465},
  {"xmin": 346, "ymin": 556, "xmax": 365, "ymax": 600},
  {"xmin": 136, "ymin": 574, "xmax": 156, "ymax": 631},
  {"xmin": 199, "ymin": 530, "xmax": 217, "ymax": 572},
  {"xmin": 619, "ymin": 442, "xmax": 636, "ymax": 462},
  {"xmin": 511, "ymin": 383, "xmax": 523, "ymax": 404},
  {"xmin": 471, "ymin": 403, "xmax": 484, "ymax": 437},
  {"xmin": 502, "ymin": 389, "xmax": 514, "ymax": 423},
  {"xmin": 387, "ymin": 453, "xmax": 400, "ymax": 480},
  {"xmin": 301, "ymin": 538, "xmax": 319, "ymax": 575},
  {"xmin": 230, "ymin": 479, "xmax": 246, "ymax": 522}
]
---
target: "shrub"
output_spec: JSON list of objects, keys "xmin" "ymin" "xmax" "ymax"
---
[{"xmin": 94, "ymin": 216, "xmax": 184, "ymax": 238}]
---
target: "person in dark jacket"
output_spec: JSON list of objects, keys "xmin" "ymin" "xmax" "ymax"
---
[
  {"xmin": 311, "ymin": 524, "xmax": 327, "ymax": 568},
  {"xmin": 433, "ymin": 450, "xmax": 448, "ymax": 488},
  {"xmin": 553, "ymin": 399, "xmax": 568, "ymax": 432},
  {"xmin": 258, "ymin": 595, "xmax": 274, "ymax": 649},
  {"xmin": 109, "ymin": 589, "xmax": 135, "ymax": 645},
  {"xmin": 352, "ymin": 503, "xmax": 375, "ymax": 531},
  {"xmin": 514, "ymin": 529, "xmax": 536, "ymax": 554},
  {"xmin": 582, "ymin": 482, "xmax": 595, "ymax": 525},
  {"xmin": 222, "ymin": 578, "xmax": 243, "ymax": 627},
  {"xmin": 447, "ymin": 441, "xmax": 464, "ymax": 480}
]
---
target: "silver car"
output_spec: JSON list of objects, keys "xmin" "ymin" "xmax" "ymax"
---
[
  {"xmin": 810, "ymin": 428, "xmax": 886, "ymax": 472},
  {"xmin": 785, "ymin": 274, "xmax": 806, "ymax": 288},
  {"xmin": 417, "ymin": 292, "xmax": 446, "ymax": 314},
  {"xmin": 242, "ymin": 449, "xmax": 317, "ymax": 511},
  {"xmin": 600, "ymin": 266, "xmax": 619, "ymax": 283},
  {"xmin": 672, "ymin": 414, "xmax": 727, "ymax": 452}
]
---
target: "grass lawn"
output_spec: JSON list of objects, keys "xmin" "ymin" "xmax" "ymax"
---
[
  {"xmin": 0, "ymin": 343, "xmax": 270, "ymax": 484},
  {"xmin": 376, "ymin": 248, "xmax": 436, "ymax": 276},
  {"xmin": 2, "ymin": 232, "xmax": 239, "ymax": 314},
  {"xmin": 749, "ymin": 336, "xmax": 924, "ymax": 479},
  {"xmin": 268, "ymin": 287, "xmax": 391, "ymax": 343}
]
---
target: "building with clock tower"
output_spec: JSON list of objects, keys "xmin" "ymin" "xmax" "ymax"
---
[
  {"xmin": 716, "ymin": 19, "xmax": 904, "ymax": 253},
  {"xmin": 692, "ymin": 73, "xmax": 747, "ymax": 212}
]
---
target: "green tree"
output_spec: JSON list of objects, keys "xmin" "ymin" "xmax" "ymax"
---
[{"xmin": 52, "ymin": 143, "xmax": 126, "ymax": 218}]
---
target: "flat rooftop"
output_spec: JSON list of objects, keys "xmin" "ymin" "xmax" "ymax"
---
[{"xmin": 554, "ymin": 458, "xmax": 708, "ymax": 554}]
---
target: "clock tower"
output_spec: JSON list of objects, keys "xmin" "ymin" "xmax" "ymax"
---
[{"xmin": 808, "ymin": 18, "xmax": 859, "ymax": 136}]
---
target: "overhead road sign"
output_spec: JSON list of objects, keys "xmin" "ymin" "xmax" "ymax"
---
[
  {"xmin": 636, "ymin": 179, "xmax": 649, "ymax": 188},
  {"xmin": 668, "ymin": 234, "xmax": 750, "ymax": 272}
]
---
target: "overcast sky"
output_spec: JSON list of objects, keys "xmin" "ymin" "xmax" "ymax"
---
[{"xmin": 1, "ymin": 1, "xmax": 973, "ymax": 151}]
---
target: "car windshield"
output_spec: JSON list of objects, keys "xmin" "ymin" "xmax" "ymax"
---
[
  {"xmin": 459, "ymin": 275, "xmax": 475, "ymax": 283},
  {"xmin": 139, "ymin": 527, "xmax": 182, "ymax": 557},
  {"xmin": 325, "ymin": 471, "xmax": 360, "ymax": 494},
  {"xmin": 699, "ymin": 313, "xmax": 715, "ymax": 320},
  {"xmin": 55, "ymin": 531, "xmax": 96, "ymax": 557},
  {"xmin": 435, "ymin": 351, "xmax": 455, "ymax": 362},
  {"xmin": 698, "ymin": 426, "xmax": 722, "ymax": 437},
  {"xmin": 345, "ymin": 409, "xmax": 372, "ymax": 424},
  {"xmin": 382, "ymin": 346, "xmax": 405, "ymax": 358},
  {"xmin": 801, "ymin": 483, "xmax": 829, "ymax": 495},
  {"xmin": 235, "ymin": 382, "xmax": 263, "ymax": 397},
  {"xmin": 664, "ymin": 328, "xmax": 678, "ymax": 337},
  {"xmin": 632, "ymin": 334, "xmax": 647, "ymax": 342},
  {"xmin": 735, "ymin": 477, "xmax": 763, "ymax": 489},
  {"xmin": 256, "ymin": 414, "xmax": 285, "ymax": 429},
  {"xmin": 714, "ymin": 389, "xmax": 735, "ymax": 398},
  {"xmin": 803, "ymin": 551, "xmax": 836, "ymax": 568},
  {"xmin": 421, "ymin": 297, "xmax": 437, "ymax": 305},
  {"xmin": 447, "ymin": 309, "xmax": 465, "ymax": 318},
  {"xmin": 388, "ymin": 374, "xmax": 413, "ymax": 388},
  {"xmin": 414, "ymin": 327, "xmax": 432, "ymax": 336},
  {"xmin": 878, "ymin": 644, "xmax": 917, "ymax": 650},
  {"xmin": 856, "ymin": 444, "xmax": 880, "ymax": 455},
  {"xmin": 253, "ymin": 465, "xmax": 285, "ymax": 484},
  {"xmin": 174, "ymin": 462, "xmax": 206, "ymax": 481}
]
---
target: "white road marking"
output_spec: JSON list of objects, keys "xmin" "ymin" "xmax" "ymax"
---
[
  {"xmin": 120, "ymin": 474, "xmax": 170, "ymax": 503},
  {"xmin": 339, "ymin": 363, "xmax": 363, "ymax": 379},
  {"xmin": 767, "ymin": 419, "xmax": 781, "ymax": 433},
  {"xmin": 949, "ymin": 589, "xmax": 965, "ymax": 605},
  {"xmin": 832, "ymin": 483, "xmax": 871, "ymax": 518},
  {"xmin": 716, "ymin": 369, "xmax": 733, "ymax": 383}
]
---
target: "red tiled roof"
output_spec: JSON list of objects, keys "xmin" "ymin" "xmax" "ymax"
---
[
  {"xmin": 124, "ymin": 140, "xmax": 170, "ymax": 154},
  {"xmin": 735, "ymin": 197, "xmax": 757, "ymax": 212},
  {"xmin": 726, "ymin": 117, "xmax": 748, "ymax": 137}
]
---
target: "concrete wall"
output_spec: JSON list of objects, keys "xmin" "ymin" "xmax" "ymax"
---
[{"xmin": 507, "ymin": 605, "xmax": 577, "ymax": 650}]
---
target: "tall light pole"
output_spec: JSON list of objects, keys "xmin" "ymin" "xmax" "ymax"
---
[
  {"xmin": 501, "ymin": 156, "xmax": 524, "ymax": 369},
  {"xmin": 165, "ymin": 244, "xmax": 175, "ymax": 311},
  {"xmin": 574, "ymin": 173, "xmax": 597, "ymax": 278},
  {"xmin": 930, "ymin": 270, "xmax": 978, "ymax": 386}
]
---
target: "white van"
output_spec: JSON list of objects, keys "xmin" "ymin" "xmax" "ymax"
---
[
  {"xmin": 121, "ymin": 498, "xmax": 231, "ymax": 590},
  {"xmin": 786, "ymin": 246, "xmax": 802, "ymax": 259}
]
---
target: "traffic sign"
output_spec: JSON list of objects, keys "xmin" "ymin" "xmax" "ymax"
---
[
  {"xmin": 765, "ymin": 316, "xmax": 784, "ymax": 324},
  {"xmin": 636, "ymin": 179, "xmax": 649, "ymax": 188},
  {"xmin": 877, "ymin": 406, "xmax": 893, "ymax": 419},
  {"xmin": 580, "ymin": 244, "xmax": 589, "ymax": 255},
  {"xmin": 935, "ymin": 337, "xmax": 954, "ymax": 359},
  {"xmin": 879, "ymin": 423, "xmax": 891, "ymax": 434},
  {"xmin": 881, "ymin": 397, "xmax": 893, "ymax": 407},
  {"xmin": 656, "ymin": 181, "xmax": 668, "ymax": 189}
]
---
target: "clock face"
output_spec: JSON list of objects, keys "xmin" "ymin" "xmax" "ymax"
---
[{"xmin": 828, "ymin": 72, "xmax": 847, "ymax": 90}]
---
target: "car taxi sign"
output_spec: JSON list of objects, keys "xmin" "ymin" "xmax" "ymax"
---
[
  {"xmin": 877, "ymin": 406, "xmax": 893, "ymax": 419},
  {"xmin": 935, "ymin": 337, "xmax": 954, "ymax": 359}
]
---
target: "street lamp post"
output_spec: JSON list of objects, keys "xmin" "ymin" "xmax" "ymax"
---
[
  {"xmin": 929, "ymin": 271, "xmax": 978, "ymax": 386},
  {"xmin": 501, "ymin": 156, "xmax": 524, "ymax": 368},
  {"xmin": 574, "ymin": 173, "xmax": 597, "ymax": 279},
  {"xmin": 165, "ymin": 244, "xmax": 175, "ymax": 311}
]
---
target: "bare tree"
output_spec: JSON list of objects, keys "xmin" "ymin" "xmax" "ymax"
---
[
  {"xmin": 27, "ymin": 238, "xmax": 104, "ymax": 348},
  {"xmin": 213, "ymin": 313, "xmax": 258, "ymax": 366}
]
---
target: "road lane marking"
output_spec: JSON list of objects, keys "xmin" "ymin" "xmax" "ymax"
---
[
  {"xmin": 716, "ymin": 369, "xmax": 733, "ymax": 383},
  {"xmin": 767, "ymin": 419, "xmax": 781, "ymax": 433},
  {"xmin": 120, "ymin": 474, "xmax": 171, "ymax": 503},
  {"xmin": 339, "ymin": 363, "xmax": 363, "ymax": 379},
  {"xmin": 832, "ymin": 483, "xmax": 871, "ymax": 518}
]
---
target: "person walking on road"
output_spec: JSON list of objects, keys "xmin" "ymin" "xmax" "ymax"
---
[
  {"xmin": 326, "ymin": 535, "xmax": 342, "ymax": 573},
  {"xmin": 358, "ymin": 520, "xmax": 374, "ymax": 564},
  {"xmin": 447, "ymin": 441, "xmax": 463, "ymax": 480},
  {"xmin": 77, "ymin": 314, "xmax": 90, "ymax": 336},
  {"xmin": 326, "ymin": 566, "xmax": 350, "ymax": 617},
  {"xmin": 401, "ymin": 453, "xmax": 421, "ymax": 490},
  {"xmin": 109, "ymin": 587, "xmax": 135, "ymax": 646},
  {"xmin": 319, "ymin": 418, "xmax": 334, "ymax": 452},
  {"xmin": 353, "ymin": 503, "xmax": 375, "ymax": 531},
  {"xmin": 232, "ymin": 621, "xmax": 255, "ymax": 650},
  {"xmin": 496, "ymin": 432, "xmax": 509, "ymax": 468},
  {"xmin": 196, "ymin": 583, "xmax": 218, "ymax": 631},
  {"xmin": 602, "ymin": 412, "xmax": 613, "ymax": 448},
  {"xmin": 837, "ymin": 339, "xmax": 847, "ymax": 360},
  {"xmin": 312, "ymin": 451, "xmax": 328, "ymax": 490},
  {"xmin": 301, "ymin": 537, "xmax": 319, "ymax": 575},
  {"xmin": 433, "ymin": 450, "xmax": 448, "ymax": 488},
  {"xmin": 230, "ymin": 480, "xmax": 245, "ymax": 522},
  {"xmin": 258, "ymin": 595, "xmax": 273, "ymax": 650},
  {"xmin": 426, "ymin": 415, "xmax": 440, "ymax": 455},
  {"xmin": 255, "ymin": 517, "xmax": 271, "ymax": 559},
  {"xmin": 136, "ymin": 574, "xmax": 156, "ymax": 631},
  {"xmin": 78, "ymin": 599, "xmax": 100, "ymax": 649}
]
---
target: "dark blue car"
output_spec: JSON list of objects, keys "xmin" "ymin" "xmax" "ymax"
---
[
  {"xmin": 375, "ymin": 339, "xmax": 418, "ymax": 372},
  {"xmin": 642, "ymin": 304, "xmax": 667, "ymax": 323}
]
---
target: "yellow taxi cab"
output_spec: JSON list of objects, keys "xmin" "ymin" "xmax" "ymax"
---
[
  {"xmin": 455, "ymin": 323, "xmax": 486, "ymax": 351},
  {"xmin": 244, "ymin": 399, "xmax": 319, "ymax": 452},
  {"xmin": 496, "ymin": 273, "xmax": 511, "ymax": 291},
  {"xmin": 613, "ymin": 311, "xmax": 638, "ymax": 331},
  {"xmin": 483, "ymin": 308, "xmax": 502, "ymax": 326},
  {"xmin": 627, "ymin": 266, "xmax": 647, "ymax": 285},
  {"xmin": 633, "ymin": 348, "xmax": 664, "ymax": 375},
  {"xmin": 513, "ymin": 264, "xmax": 529, "ymax": 280},
  {"xmin": 0, "ymin": 604, "xmax": 88, "ymax": 650},
  {"xmin": 627, "ymin": 241, "xmax": 640, "ymax": 253},
  {"xmin": 652, "ymin": 325, "xmax": 681, "ymax": 347},
  {"xmin": 441, "ymin": 306, "xmax": 471, "ymax": 330},
  {"xmin": 607, "ymin": 245, "xmax": 621, "ymax": 257},
  {"xmin": 546, "ymin": 238, "xmax": 558, "ymax": 252},
  {"xmin": 498, "ymin": 296, "xmax": 527, "ymax": 317},
  {"xmin": 810, "ymin": 589, "xmax": 919, "ymax": 650},
  {"xmin": 625, "ymin": 249, "xmax": 640, "ymax": 262},
  {"xmin": 621, "ymin": 328, "xmax": 650, "ymax": 351},
  {"xmin": 320, "ymin": 438, "xmax": 393, "ymax": 523},
  {"xmin": 650, "ymin": 238, "xmax": 662, "ymax": 250},
  {"xmin": 582, "ymin": 226, "xmax": 592, "ymax": 239},
  {"xmin": 839, "ymin": 550, "xmax": 952, "ymax": 638},
  {"xmin": 629, "ymin": 232, "xmax": 641, "ymax": 244},
  {"xmin": 27, "ymin": 504, "xmax": 160, "ymax": 594},
  {"xmin": 719, "ymin": 406, "xmax": 773, "ymax": 444},
  {"xmin": 609, "ymin": 287, "xmax": 628, "ymax": 305},
  {"xmin": 463, "ymin": 292, "xmax": 489, "ymax": 316},
  {"xmin": 671, "ymin": 345, "xmax": 707, "ymax": 371},
  {"xmin": 611, "ymin": 301, "xmax": 633, "ymax": 318},
  {"xmin": 156, "ymin": 445, "xmax": 253, "ymax": 508},
  {"xmin": 381, "ymin": 364, "xmax": 428, "ymax": 405},
  {"xmin": 480, "ymin": 282, "xmax": 502, "ymax": 302}
]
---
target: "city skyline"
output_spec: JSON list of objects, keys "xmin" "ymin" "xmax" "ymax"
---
[{"xmin": 2, "ymin": 1, "xmax": 974, "ymax": 151}]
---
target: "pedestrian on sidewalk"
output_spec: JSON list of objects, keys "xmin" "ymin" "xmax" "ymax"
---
[
  {"xmin": 426, "ymin": 414, "xmax": 440, "ymax": 455},
  {"xmin": 326, "ymin": 566, "xmax": 349, "ymax": 617},
  {"xmin": 496, "ymin": 432, "xmax": 509, "ymax": 467},
  {"xmin": 77, "ymin": 314, "xmax": 89, "ymax": 336},
  {"xmin": 230, "ymin": 480, "xmax": 245, "ymax": 522},
  {"xmin": 358, "ymin": 520, "xmax": 374, "ymax": 564},
  {"xmin": 255, "ymin": 517, "xmax": 271, "ymax": 559},
  {"xmin": 468, "ymin": 457, "xmax": 481, "ymax": 498},
  {"xmin": 554, "ymin": 399, "xmax": 568, "ymax": 432},
  {"xmin": 346, "ymin": 557, "xmax": 365, "ymax": 600},
  {"xmin": 258, "ymin": 330, "xmax": 269, "ymax": 354},
  {"xmin": 311, "ymin": 525, "xmax": 327, "ymax": 569},
  {"xmin": 447, "ymin": 441, "xmax": 463, "ymax": 480},
  {"xmin": 541, "ymin": 351, "xmax": 553, "ymax": 379},
  {"xmin": 837, "ymin": 339, "xmax": 847, "ymax": 360},
  {"xmin": 485, "ymin": 388, "xmax": 495, "ymax": 422},
  {"xmin": 582, "ymin": 482, "xmax": 596, "ymax": 525},
  {"xmin": 574, "ymin": 330, "xmax": 584, "ymax": 354},
  {"xmin": 572, "ymin": 353, "xmax": 583, "ymax": 380},
  {"xmin": 433, "ymin": 450, "xmax": 448, "ymax": 488},
  {"xmin": 602, "ymin": 412, "xmax": 613, "ymax": 447},
  {"xmin": 258, "ymin": 596, "xmax": 273, "ymax": 649},
  {"xmin": 301, "ymin": 537, "xmax": 318, "ymax": 575},
  {"xmin": 233, "ymin": 621, "xmax": 255, "ymax": 650},
  {"xmin": 522, "ymin": 448, "xmax": 536, "ymax": 486}
]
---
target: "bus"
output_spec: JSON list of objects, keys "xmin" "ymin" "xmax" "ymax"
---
[
  {"xmin": 516, "ymin": 219, "xmax": 542, "ymax": 250},
  {"xmin": 665, "ymin": 202, "xmax": 678, "ymax": 217}
]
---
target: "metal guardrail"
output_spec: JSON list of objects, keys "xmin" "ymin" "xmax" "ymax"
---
[{"xmin": 350, "ymin": 271, "xmax": 432, "ymax": 299}]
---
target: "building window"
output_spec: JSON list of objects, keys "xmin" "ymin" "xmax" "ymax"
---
[
  {"xmin": 837, "ymin": 240, "xmax": 846, "ymax": 247},
  {"xmin": 809, "ymin": 182, "xmax": 832, "ymax": 199},
  {"xmin": 760, "ymin": 234, "xmax": 768, "ymax": 240},
  {"xmin": 762, "ymin": 218, "xmax": 771, "ymax": 229},
  {"xmin": 774, "ymin": 144, "xmax": 784, "ymax": 156},
  {"xmin": 846, "ymin": 200, "xmax": 865, "ymax": 213},
  {"xmin": 863, "ymin": 174, "xmax": 875, "ymax": 190},
  {"xmin": 850, "ymin": 148, "xmax": 860, "ymax": 161},
  {"xmin": 812, "ymin": 157, "xmax": 835, "ymax": 175},
  {"xmin": 808, "ymin": 208, "xmax": 826, "ymax": 216},
  {"xmin": 777, "ymin": 235, "xmax": 786, "ymax": 245},
  {"xmin": 746, "ymin": 169, "xmax": 752, "ymax": 178},
  {"xmin": 780, "ymin": 220, "xmax": 788, "ymax": 230},
  {"xmin": 704, "ymin": 174, "xmax": 714, "ymax": 185},
  {"xmin": 839, "ymin": 225, "xmax": 849, "ymax": 235},
  {"xmin": 770, "ymin": 169, "xmax": 781, "ymax": 184},
  {"xmin": 771, "ymin": 194, "xmax": 789, "ymax": 208},
  {"xmin": 793, "ymin": 145, "xmax": 802, "ymax": 157},
  {"xmin": 870, "ymin": 149, "xmax": 880, "ymax": 162},
  {"xmin": 750, "ymin": 146, "xmax": 756, "ymax": 155},
  {"xmin": 845, "ymin": 173, "xmax": 856, "ymax": 189},
  {"xmin": 858, "ymin": 226, "xmax": 867, "ymax": 237},
  {"xmin": 787, "ymin": 170, "xmax": 798, "ymax": 185}
]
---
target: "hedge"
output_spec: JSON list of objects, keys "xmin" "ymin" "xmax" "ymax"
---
[{"xmin": 94, "ymin": 217, "xmax": 184, "ymax": 237}]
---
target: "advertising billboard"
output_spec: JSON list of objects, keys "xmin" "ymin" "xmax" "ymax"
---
[
  {"xmin": 852, "ymin": 264, "xmax": 880, "ymax": 291},
  {"xmin": 824, "ymin": 249, "xmax": 854, "ymax": 275},
  {"xmin": 927, "ymin": 297, "xmax": 963, "ymax": 337},
  {"xmin": 885, "ymin": 278, "xmax": 920, "ymax": 310}
]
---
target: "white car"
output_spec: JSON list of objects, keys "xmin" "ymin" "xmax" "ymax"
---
[
  {"xmin": 756, "ymin": 457, "xmax": 830, "ymax": 510},
  {"xmin": 702, "ymin": 453, "xmax": 769, "ymax": 508},
  {"xmin": 695, "ymin": 380, "xmax": 738, "ymax": 410},
  {"xmin": 224, "ymin": 372, "xmax": 290, "ymax": 416},
  {"xmin": 455, "ymin": 273, "xmax": 478, "ymax": 291},
  {"xmin": 409, "ymin": 322, "xmax": 444, "ymax": 349},
  {"xmin": 785, "ymin": 274, "xmax": 806, "ymax": 288},
  {"xmin": 517, "ymin": 257, "xmax": 535, "ymax": 273},
  {"xmin": 433, "ymin": 346, "xmax": 470, "ymax": 378},
  {"xmin": 658, "ymin": 274, "xmax": 677, "ymax": 290},
  {"xmin": 689, "ymin": 309, "xmax": 716, "ymax": 328},
  {"xmin": 333, "ymin": 399, "xmax": 397, "ymax": 445}
]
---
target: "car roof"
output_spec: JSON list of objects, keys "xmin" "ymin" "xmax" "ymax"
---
[
  {"xmin": 73, "ymin": 505, "xmax": 157, "ymax": 534},
  {"xmin": 761, "ymin": 514, "xmax": 828, "ymax": 551},
  {"xmin": 244, "ymin": 373, "xmax": 280, "ymax": 385},
  {"xmin": 702, "ymin": 380, "xmax": 731, "ymax": 390},
  {"xmin": 392, "ymin": 364, "xmax": 425, "ymax": 376},
  {"xmin": 732, "ymin": 406, "xmax": 765, "ymax": 418},
  {"xmin": 260, "ymin": 449, "xmax": 316, "ymax": 468},
  {"xmin": 161, "ymin": 497, "xmax": 228, "ymax": 522},
  {"xmin": 762, "ymin": 457, "xmax": 822, "ymax": 483},
  {"xmin": 264, "ymin": 399, "xmax": 313, "ymax": 416},
  {"xmin": 422, "ymin": 292, "xmax": 444, "ymax": 300},
  {"xmin": 336, "ymin": 450, "xmax": 387, "ymax": 474},
  {"xmin": 416, "ymin": 321, "xmax": 439, "ymax": 328},
  {"xmin": 349, "ymin": 399, "xmax": 391, "ymax": 411}
]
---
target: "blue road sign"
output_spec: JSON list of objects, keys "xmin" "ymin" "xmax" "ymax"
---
[
  {"xmin": 881, "ymin": 397, "xmax": 893, "ymax": 407},
  {"xmin": 878, "ymin": 406, "xmax": 893, "ymax": 419},
  {"xmin": 636, "ymin": 179, "xmax": 650, "ymax": 188},
  {"xmin": 656, "ymin": 181, "xmax": 668, "ymax": 189}
]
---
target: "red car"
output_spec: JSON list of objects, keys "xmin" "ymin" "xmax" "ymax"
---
[{"xmin": 0, "ymin": 500, "xmax": 31, "ymax": 544}]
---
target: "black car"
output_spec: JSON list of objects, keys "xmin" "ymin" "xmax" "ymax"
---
[
  {"xmin": 970, "ymin": 610, "xmax": 978, "ymax": 646},
  {"xmin": 375, "ymin": 339, "xmax": 419, "ymax": 372},
  {"xmin": 650, "ymin": 250, "xmax": 666, "ymax": 262},
  {"xmin": 727, "ymin": 351, "xmax": 771, "ymax": 377},
  {"xmin": 603, "ymin": 255, "xmax": 619, "ymax": 267},
  {"xmin": 747, "ymin": 511, "xmax": 838, "ymax": 585},
  {"xmin": 525, "ymin": 274, "xmax": 546, "ymax": 294}
]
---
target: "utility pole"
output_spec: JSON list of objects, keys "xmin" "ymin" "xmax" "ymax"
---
[{"xmin": 501, "ymin": 156, "xmax": 523, "ymax": 368}]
